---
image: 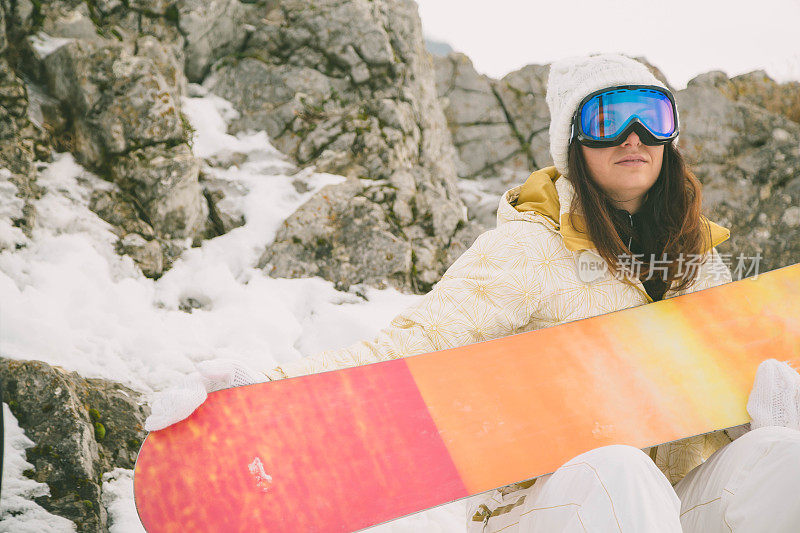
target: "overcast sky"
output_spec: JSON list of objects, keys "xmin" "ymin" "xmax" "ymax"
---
[{"xmin": 415, "ymin": 0, "xmax": 800, "ymax": 89}]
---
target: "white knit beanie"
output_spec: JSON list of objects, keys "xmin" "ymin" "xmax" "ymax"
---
[{"xmin": 546, "ymin": 53, "xmax": 678, "ymax": 177}]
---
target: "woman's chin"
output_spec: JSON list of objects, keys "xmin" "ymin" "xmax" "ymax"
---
[
  {"xmin": 609, "ymin": 173, "xmax": 658, "ymax": 194},
  {"xmin": 612, "ymin": 166, "xmax": 657, "ymax": 182}
]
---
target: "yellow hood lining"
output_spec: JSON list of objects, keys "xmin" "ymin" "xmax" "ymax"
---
[{"xmin": 513, "ymin": 166, "xmax": 730, "ymax": 254}]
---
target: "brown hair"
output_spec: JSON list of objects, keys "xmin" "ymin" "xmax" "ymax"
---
[{"xmin": 566, "ymin": 140, "xmax": 713, "ymax": 293}]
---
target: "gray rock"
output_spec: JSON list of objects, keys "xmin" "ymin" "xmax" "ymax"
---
[
  {"xmin": 88, "ymin": 187, "xmax": 156, "ymax": 239},
  {"xmin": 92, "ymin": 0, "xmax": 125, "ymax": 17},
  {"xmin": 40, "ymin": 3, "xmax": 100, "ymax": 41},
  {"xmin": 43, "ymin": 40, "xmax": 184, "ymax": 159},
  {"xmin": 259, "ymin": 179, "xmax": 414, "ymax": 290},
  {"xmin": 495, "ymin": 63, "xmax": 553, "ymax": 169},
  {"xmin": 208, "ymin": 0, "xmax": 468, "ymax": 292},
  {"xmin": 0, "ymin": 58, "xmax": 50, "ymax": 240},
  {"xmin": 176, "ymin": 0, "xmax": 256, "ymax": 82},
  {"xmin": 425, "ymin": 37, "xmax": 453, "ymax": 57},
  {"xmin": 0, "ymin": 358, "xmax": 149, "ymax": 533},
  {"xmin": 207, "ymin": 57, "xmax": 339, "ymax": 148},
  {"xmin": 0, "ymin": 3, "xmax": 7, "ymax": 55},
  {"xmin": 88, "ymin": 184, "xmax": 167, "ymax": 277},
  {"xmin": 2, "ymin": 0, "xmax": 50, "ymax": 45},
  {"xmin": 676, "ymin": 79, "xmax": 800, "ymax": 273},
  {"xmin": 117, "ymin": 233, "xmax": 164, "ymax": 278},
  {"xmin": 127, "ymin": 0, "xmax": 173, "ymax": 15},
  {"xmin": 199, "ymin": 170, "xmax": 247, "ymax": 236},
  {"xmin": 432, "ymin": 53, "xmax": 549, "ymax": 180},
  {"xmin": 135, "ymin": 34, "xmax": 187, "ymax": 99},
  {"xmin": 135, "ymin": 14, "xmax": 186, "ymax": 65},
  {"xmin": 40, "ymin": 36, "xmax": 206, "ymax": 261},
  {"xmin": 687, "ymin": 70, "xmax": 731, "ymax": 90},
  {"xmin": 10, "ymin": 1, "xmax": 204, "ymax": 273},
  {"xmin": 2, "ymin": 0, "xmax": 35, "ymax": 43},
  {"xmin": 0, "ymin": 171, "xmax": 26, "ymax": 251},
  {"xmin": 724, "ymin": 70, "xmax": 800, "ymax": 125},
  {"xmin": 687, "ymin": 69, "xmax": 800, "ymax": 125},
  {"xmin": 782, "ymin": 206, "xmax": 800, "ymax": 227},
  {"xmin": 41, "ymin": 39, "xmax": 115, "ymax": 117},
  {"xmin": 110, "ymin": 143, "xmax": 206, "ymax": 240},
  {"xmin": 83, "ymin": 0, "xmax": 186, "ymax": 63}
]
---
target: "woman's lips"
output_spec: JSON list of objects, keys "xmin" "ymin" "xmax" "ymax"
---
[{"xmin": 616, "ymin": 160, "xmax": 647, "ymax": 166}]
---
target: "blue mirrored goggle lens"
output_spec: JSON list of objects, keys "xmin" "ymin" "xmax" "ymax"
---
[{"xmin": 579, "ymin": 89, "xmax": 675, "ymax": 140}]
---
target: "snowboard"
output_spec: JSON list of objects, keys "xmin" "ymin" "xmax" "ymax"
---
[{"xmin": 134, "ymin": 262, "xmax": 800, "ymax": 532}]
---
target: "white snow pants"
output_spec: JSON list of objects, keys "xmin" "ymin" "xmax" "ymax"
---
[{"xmin": 516, "ymin": 426, "xmax": 800, "ymax": 532}]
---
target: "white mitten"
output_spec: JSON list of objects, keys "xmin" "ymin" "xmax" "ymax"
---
[
  {"xmin": 746, "ymin": 359, "xmax": 800, "ymax": 431},
  {"xmin": 144, "ymin": 359, "xmax": 269, "ymax": 431}
]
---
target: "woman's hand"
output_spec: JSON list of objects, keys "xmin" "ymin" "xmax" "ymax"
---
[
  {"xmin": 144, "ymin": 359, "xmax": 269, "ymax": 431},
  {"xmin": 747, "ymin": 359, "xmax": 800, "ymax": 431}
]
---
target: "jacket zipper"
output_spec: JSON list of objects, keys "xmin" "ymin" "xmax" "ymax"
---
[
  {"xmin": 625, "ymin": 211, "xmax": 653, "ymax": 303},
  {"xmin": 627, "ymin": 212, "xmax": 633, "ymax": 250}
]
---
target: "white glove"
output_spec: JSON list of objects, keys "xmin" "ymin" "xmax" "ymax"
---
[
  {"xmin": 746, "ymin": 359, "xmax": 800, "ymax": 431},
  {"xmin": 144, "ymin": 359, "xmax": 269, "ymax": 432}
]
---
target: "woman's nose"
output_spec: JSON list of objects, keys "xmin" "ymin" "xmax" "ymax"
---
[{"xmin": 622, "ymin": 131, "xmax": 641, "ymax": 146}]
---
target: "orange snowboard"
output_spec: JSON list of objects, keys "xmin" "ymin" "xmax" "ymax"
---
[{"xmin": 134, "ymin": 263, "xmax": 800, "ymax": 532}]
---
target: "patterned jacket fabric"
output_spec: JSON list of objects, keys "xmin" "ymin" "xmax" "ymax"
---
[{"xmin": 267, "ymin": 166, "xmax": 740, "ymax": 524}]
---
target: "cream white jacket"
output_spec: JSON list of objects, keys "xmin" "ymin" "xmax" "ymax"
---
[{"xmin": 267, "ymin": 166, "xmax": 738, "ymax": 492}]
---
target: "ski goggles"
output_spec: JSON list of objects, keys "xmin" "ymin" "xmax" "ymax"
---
[{"xmin": 570, "ymin": 85, "xmax": 679, "ymax": 147}]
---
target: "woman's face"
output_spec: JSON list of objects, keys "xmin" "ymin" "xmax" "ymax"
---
[{"xmin": 580, "ymin": 131, "xmax": 664, "ymax": 214}]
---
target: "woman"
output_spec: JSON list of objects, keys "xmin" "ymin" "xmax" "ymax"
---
[{"xmin": 146, "ymin": 53, "xmax": 800, "ymax": 531}]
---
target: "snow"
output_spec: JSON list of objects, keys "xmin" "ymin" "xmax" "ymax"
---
[
  {"xmin": 101, "ymin": 469, "xmax": 146, "ymax": 533},
  {"xmin": 0, "ymin": 84, "xmax": 468, "ymax": 531},
  {"xmin": 247, "ymin": 457, "xmax": 273, "ymax": 492},
  {"xmin": 0, "ymin": 404, "xmax": 77, "ymax": 532},
  {"xmin": 27, "ymin": 32, "xmax": 75, "ymax": 59}
]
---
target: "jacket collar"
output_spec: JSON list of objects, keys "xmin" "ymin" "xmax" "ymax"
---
[{"xmin": 503, "ymin": 166, "xmax": 730, "ymax": 253}]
